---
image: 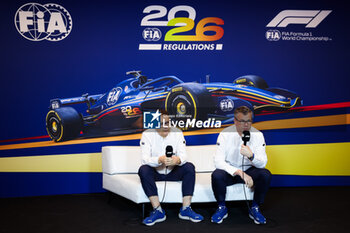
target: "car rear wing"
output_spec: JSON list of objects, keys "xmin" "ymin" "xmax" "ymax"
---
[{"xmin": 49, "ymin": 94, "xmax": 104, "ymax": 110}]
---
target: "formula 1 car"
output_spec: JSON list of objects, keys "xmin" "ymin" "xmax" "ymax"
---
[{"xmin": 46, "ymin": 71, "xmax": 302, "ymax": 142}]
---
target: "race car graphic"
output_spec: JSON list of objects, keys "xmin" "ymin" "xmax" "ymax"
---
[{"xmin": 46, "ymin": 71, "xmax": 302, "ymax": 142}]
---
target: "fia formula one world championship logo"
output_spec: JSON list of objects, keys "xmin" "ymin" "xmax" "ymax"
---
[
  {"xmin": 265, "ymin": 10, "xmax": 332, "ymax": 42},
  {"xmin": 14, "ymin": 3, "xmax": 72, "ymax": 41}
]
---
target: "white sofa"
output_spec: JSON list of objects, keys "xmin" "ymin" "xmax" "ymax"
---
[{"xmin": 102, "ymin": 145, "xmax": 253, "ymax": 205}]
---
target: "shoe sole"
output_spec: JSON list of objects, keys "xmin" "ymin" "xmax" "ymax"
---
[
  {"xmin": 249, "ymin": 214, "xmax": 266, "ymax": 225},
  {"xmin": 178, "ymin": 213, "xmax": 203, "ymax": 223},
  {"xmin": 143, "ymin": 216, "xmax": 166, "ymax": 226},
  {"xmin": 211, "ymin": 213, "xmax": 228, "ymax": 224}
]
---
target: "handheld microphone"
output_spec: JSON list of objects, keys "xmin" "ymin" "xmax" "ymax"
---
[
  {"xmin": 242, "ymin": 131, "xmax": 250, "ymax": 146},
  {"xmin": 166, "ymin": 145, "xmax": 173, "ymax": 157}
]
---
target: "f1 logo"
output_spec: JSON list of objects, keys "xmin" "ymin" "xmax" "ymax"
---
[{"xmin": 266, "ymin": 10, "xmax": 332, "ymax": 28}]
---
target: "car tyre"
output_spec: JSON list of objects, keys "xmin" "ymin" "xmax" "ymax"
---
[
  {"xmin": 46, "ymin": 107, "xmax": 83, "ymax": 142},
  {"xmin": 165, "ymin": 83, "xmax": 213, "ymax": 123}
]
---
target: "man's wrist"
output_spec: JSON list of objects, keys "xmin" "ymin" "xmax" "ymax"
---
[
  {"xmin": 158, "ymin": 155, "xmax": 165, "ymax": 164},
  {"xmin": 249, "ymin": 153, "xmax": 254, "ymax": 161},
  {"xmin": 234, "ymin": 169, "xmax": 243, "ymax": 177},
  {"xmin": 175, "ymin": 156, "xmax": 181, "ymax": 165}
]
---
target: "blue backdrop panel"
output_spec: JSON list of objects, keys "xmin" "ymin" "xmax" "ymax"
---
[
  {"xmin": 1, "ymin": 0, "xmax": 349, "ymax": 140},
  {"xmin": 1, "ymin": 0, "xmax": 349, "ymax": 197}
]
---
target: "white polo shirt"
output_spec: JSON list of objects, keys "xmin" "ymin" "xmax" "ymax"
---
[
  {"xmin": 215, "ymin": 125, "xmax": 268, "ymax": 176},
  {"xmin": 140, "ymin": 127, "xmax": 187, "ymax": 174}
]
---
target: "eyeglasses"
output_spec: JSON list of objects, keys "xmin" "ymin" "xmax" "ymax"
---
[{"xmin": 234, "ymin": 117, "xmax": 252, "ymax": 124}]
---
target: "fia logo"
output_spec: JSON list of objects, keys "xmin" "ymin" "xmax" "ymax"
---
[
  {"xmin": 143, "ymin": 28, "xmax": 162, "ymax": 41},
  {"xmin": 107, "ymin": 87, "xmax": 122, "ymax": 106},
  {"xmin": 220, "ymin": 99, "xmax": 234, "ymax": 112},
  {"xmin": 14, "ymin": 3, "xmax": 72, "ymax": 41},
  {"xmin": 266, "ymin": 30, "xmax": 281, "ymax": 41},
  {"xmin": 143, "ymin": 110, "xmax": 161, "ymax": 129}
]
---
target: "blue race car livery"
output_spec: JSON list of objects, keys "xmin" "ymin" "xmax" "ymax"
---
[{"xmin": 46, "ymin": 71, "xmax": 302, "ymax": 142}]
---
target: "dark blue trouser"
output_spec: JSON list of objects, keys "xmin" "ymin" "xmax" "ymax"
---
[
  {"xmin": 211, "ymin": 167, "xmax": 271, "ymax": 205},
  {"xmin": 138, "ymin": 162, "xmax": 196, "ymax": 197}
]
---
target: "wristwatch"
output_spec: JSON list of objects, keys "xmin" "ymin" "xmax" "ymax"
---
[{"xmin": 249, "ymin": 153, "xmax": 254, "ymax": 161}]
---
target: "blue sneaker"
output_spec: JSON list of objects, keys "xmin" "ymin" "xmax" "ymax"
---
[
  {"xmin": 142, "ymin": 209, "xmax": 166, "ymax": 226},
  {"xmin": 249, "ymin": 206, "xmax": 266, "ymax": 224},
  {"xmin": 179, "ymin": 206, "xmax": 204, "ymax": 222},
  {"xmin": 211, "ymin": 206, "xmax": 228, "ymax": 224}
]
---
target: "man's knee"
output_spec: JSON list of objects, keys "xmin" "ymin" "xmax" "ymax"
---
[
  {"xmin": 211, "ymin": 169, "xmax": 227, "ymax": 182},
  {"xmin": 138, "ymin": 165, "xmax": 153, "ymax": 178},
  {"xmin": 182, "ymin": 162, "xmax": 195, "ymax": 175},
  {"xmin": 258, "ymin": 168, "xmax": 272, "ymax": 183}
]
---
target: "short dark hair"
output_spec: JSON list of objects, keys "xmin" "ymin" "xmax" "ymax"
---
[
  {"xmin": 159, "ymin": 108, "xmax": 169, "ymax": 115},
  {"xmin": 234, "ymin": 106, "xmax": 252, "ymax": 116}
]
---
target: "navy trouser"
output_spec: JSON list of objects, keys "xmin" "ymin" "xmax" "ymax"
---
[
  {"xmin": 138, "ymin": 162, "xmax": 196, "ymax": 197},
  {"xmin": 211, "ymin": 167, "xmax": 271, "ymax": 205}
]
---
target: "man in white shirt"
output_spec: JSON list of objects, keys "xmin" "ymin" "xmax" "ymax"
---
[
  {"xmin": 138, "ymin": 113, "xmax": 203, "ymax": 226},
  {"xmin": 211, "ymin": 106, "xmax": 271, "ymax": 225}
]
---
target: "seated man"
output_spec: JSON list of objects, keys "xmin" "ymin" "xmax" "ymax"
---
[
  {"xmin": 138, "ymin": 112, "xmax": 203, "ymax": 226},
  {"xmin": 211, "ymin": 106, "xmax": 271, "ymax": 224}
]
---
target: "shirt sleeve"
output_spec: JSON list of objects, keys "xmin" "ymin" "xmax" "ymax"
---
[
  {"xmin": 214, "ymin": 132, "xmax": 239, "ymax": 176},
  {"xmin": 175, "ymin": 131, "xmax": 187, "ymax": 166},
  {"xmin": 251, "ymin": 132, "xmax": 268, "ymax": 168},
  {"xmin": 140, "ymin": 132, "xmax": 161, "ymax": 167}
]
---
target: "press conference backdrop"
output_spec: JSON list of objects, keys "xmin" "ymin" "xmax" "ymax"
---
[{"xmin": 1, "ymin": 0, "xmax": 349, "ymax": 197}]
